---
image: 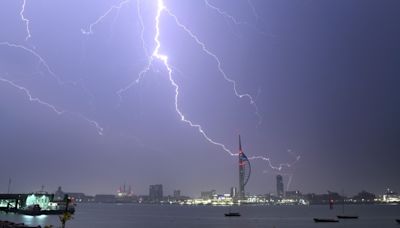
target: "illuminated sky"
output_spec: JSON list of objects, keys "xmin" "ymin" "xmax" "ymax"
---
[{"xmin": 0, "ymin": 0, "xmax": 399, "ymax": 196}]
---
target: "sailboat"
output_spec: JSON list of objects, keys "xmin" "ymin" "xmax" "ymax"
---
[
  {"xmin": 224, "ymin": 207, "xmax": 241, "ymax": 217},
  {"xmin": 337, "ymin": 191, "xmax": 358, "ymax": 219},
  {"xmin": 224, "ymin": 212, "xmax": 241, "ymax": 217},
  {"xmin": 313, "ymin": 218, "xmax": 339, "ymax": 223},
  {"xmin": 313, "ymin": 191, "xmax": 339, "ymax": 223}
]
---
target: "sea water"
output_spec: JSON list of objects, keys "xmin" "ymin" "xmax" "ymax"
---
[{"xmin": 1, "ymin": 204, "xmax": 399, "ymax": 228}]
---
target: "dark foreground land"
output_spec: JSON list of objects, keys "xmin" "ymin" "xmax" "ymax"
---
[{"xmin": 0, "ymin": 220, "xmax": 41, "ymax": 228}]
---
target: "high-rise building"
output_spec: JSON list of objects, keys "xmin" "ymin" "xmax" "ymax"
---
[
  {"xmin": 149, "ymin": 184, "xmax": 163, "ymax": 202},
  {"xmin": 238, "ymin": 135, "xmax": 251, "ymax": 200},
  {"xmin": 230, "ymin": 187, "xmax": 237, "ymax": 198},
  {"xmin": 276, "ymin": 175, "xmax": 284, "ymax": 198}
]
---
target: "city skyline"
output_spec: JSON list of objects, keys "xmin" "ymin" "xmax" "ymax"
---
[{"xmin": 1, "ymin": 0, "xmax": 399, "ymax": 197}]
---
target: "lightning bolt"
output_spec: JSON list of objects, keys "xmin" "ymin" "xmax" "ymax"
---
[
  {"xmin": 204, "ymin": 0, "xmax": 248, "ymax": 26},
  {"xmin": 81, "ymin": 0, "xmax": 131, "ymax": 35},
  {"xmin": 0, "ymin": 76, "xmax": 63, "ymax": 114},
  {"xmin": 263, "ymin": 170, "xmax": 295, "ymax": 191},
  {"xmin": 204, "ymin": 0, "xmax": 268, "ymax": 37},
  {"xmin": 248, "ymin": 153, "xmax": 300, "ymax": 171},
  {"xmin": 82, "ymin": 0, "xmax": 299, "ymax": 171},
  {"xmin": 1, "ymin": 1, "xmax": 106, "ymax": 135},
  {"xmin": 20, "ymin": 0, "xmax": 31, "ymax": 41},
  {"xmin": 163, "ymin": 8, "xmax": 262, "ymax": 124},
  {"xmin": 0, "ymin": 42, "xmax": 71, "ymax": 85},
  {"xmin": 146, "ymin": 0, "xmax": 292, "ymax": 171},
  {"xmin": 0, "ymin": 75, "xmax": 104, "ymax": 135},
  {"xmin": 246, "ymin": 0, "xmax": 260, "ymax": 21}
]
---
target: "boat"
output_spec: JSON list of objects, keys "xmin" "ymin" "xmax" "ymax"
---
[
  {"xmin": 19, "ymin": 204, "xmax": 42, "ymax": 216},
  {"xmin": 17, "ymin": 204, "xmax": 75, "ymax": 216},
  {"xmin": 336, "ymin": 190, "xmax": 358, "ymax": 219},
  {"xmin": 224, "ymin": 212, "xmax": 241, "ymax": 217},
  {"xmin": 396, "ymin": 219, "xmax": 400, "ymax": 224},
  {"xmin": 313, "ymin": 218, "xmax": 339, "ymax": 223},
  {"xmin": 337, "ymin": 215, "xmax": 359, "ymax": 219}
]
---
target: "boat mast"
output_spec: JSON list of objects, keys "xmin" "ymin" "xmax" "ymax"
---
[
  {"xmin": 342, "ymin": 190, "xmax": 345, "ymax": 214},
  {"xmin": 7, "ymin": 178, "xmax": 11, "ymax": 194}
]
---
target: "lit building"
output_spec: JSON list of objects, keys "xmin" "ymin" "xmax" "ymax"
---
[
  {"xmin": 201, "ymin": 190, "xmax": 216, "ymax": 200},
  {"xmin": 285, "ymin": 190, "xmax": 302, "ymax": 200},
  {"xmin": 238, "ymin": 135, "xmax": 251, "ymax": 200},
  {"xmin": 117, "ymin": 183, "xmax": 133, "ymax": 198},
  {"xmin": 382, "ymin": 188, "xmax": 400, "ymax": 203},
  {"xmin": 276, "ymin": 175, "xmax": 284, "ymax": 198},
  {"xmin": 230, "ymin": 187, "xmax": 237, "ymax": 198},
  {"xmin": 149, "ymin": 184, "xmax": 163, "ymax": 203}
]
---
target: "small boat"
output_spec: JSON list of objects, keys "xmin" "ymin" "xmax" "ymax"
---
[
  {"xmin": 225, "ymin": 212, "xmax": 241, "ymax": 217},
  {"xmin": 396, "ymin": 219, "xmax": 400, "ymax": 224},
  {"xmin": 337, "ymin": 215, "xmax": 359, "ymax": 219},
  {"xmin": 336, "ymin": 190, "xmax": 358, "ymax": 220},
  {"xmin": 313, "ymin": 218, "xmax": 339, "ymax": 223},
  {"xmin": 19, "ymin": 204, "xmax": 42, "ymax": 216}
]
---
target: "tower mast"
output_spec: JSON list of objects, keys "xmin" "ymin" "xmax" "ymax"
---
[{"xmin": 238, "ymin": 135, "xmax": 245, "ymax": 200}]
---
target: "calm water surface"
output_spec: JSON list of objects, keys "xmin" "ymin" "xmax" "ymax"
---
[{"xmin": 1, "ymin": 204, "xmax": 399, "ymax": 228}]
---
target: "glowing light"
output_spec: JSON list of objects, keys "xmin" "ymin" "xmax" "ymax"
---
[{"xmin": 25, "ymin": 194, "xmax": 50, "ymax": 209}]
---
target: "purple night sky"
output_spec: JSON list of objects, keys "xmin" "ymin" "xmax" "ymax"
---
[{"xmin": 1, "ymin": 0, "xmax": 399, "ymax": 197}]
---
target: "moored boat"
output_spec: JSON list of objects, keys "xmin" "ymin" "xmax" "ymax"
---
[
  {"xmin": 313, "ymin": 218, "xmax": 339, "ymax": 223},
  {"xmin": 225, "ymin": 212, "xmax": 241, "ymax": 217},
  {"xmin": 337, "ymin": 215, "xmax": 358, "ymax": 219},
  {"xmin": 17, "ymin": 204, "xmax": 75, "ymax": 216}
]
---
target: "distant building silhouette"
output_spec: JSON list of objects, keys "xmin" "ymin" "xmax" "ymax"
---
[
  {"xmin": 201, "ymin": 190, "xmax": 216, "ymax": 200},
  {"xmin": 54, "ymin": 186, "xmax": 65, "ymax": 201},
  {"xmin": 173, "ymin": 190, "xmax": 181, "ymax": 199},
  {"xmin": 285, "ymin": 190, "xmax": 302, "ymax": 200},
  {"xmin": 353, "ymin": 190, "xmax": 375, "ymax": 203},
  {"xmin": 149, "ymin": 184, "xmax": 163, "ymax": 202},
  {"xmin": 276, "ymin": 175, "xmax": 284, "ymax": 198}
]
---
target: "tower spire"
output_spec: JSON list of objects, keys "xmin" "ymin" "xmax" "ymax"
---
[
  {"xmin": 239, "ymin": 134, "xmax": 242, "ymax": 153},
  {"xmin": 238, "ymin": 135, "xmax": 251, "ymax": 201}
]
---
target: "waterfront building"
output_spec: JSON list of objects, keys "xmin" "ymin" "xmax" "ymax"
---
[
  {"xmin": 54, "ymin": 186, "xmax": 65, "ymax": 201},
  {"xmin": 230, "ymin": 187, "xmax": 237, "ymax": 198},
  {"xmin": 201, "ymin": 190, "xmax": 216, "ymax": 200},
  {"xmin": 285, "ymin": 190, "xmax": 302, "ymax": 200},
  {"xmin": 276, "ymin": 175, "xmax": 284, "ymax": 198},
  {"xmin": 173, "ymin": 190, "xmax": 181, "ymax": 199},
  {"xmin": 381, "ymin": 188, "xmax": 400, "ymax": 203},
  {"xmin": 149, "ymin": 184, "xmax": 163, "ymax": 203},
  {"xmin": 352, "ymin": 190, "xmax": 376, "ymax": 203}
]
